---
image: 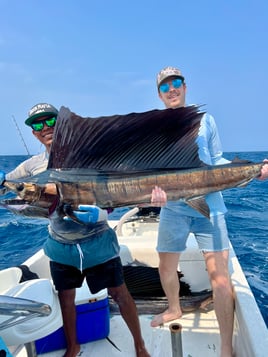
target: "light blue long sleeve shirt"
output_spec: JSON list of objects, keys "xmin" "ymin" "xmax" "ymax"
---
[{"xmin": 166, "ymin": 112, "xmax": 230, "ymax": 217}]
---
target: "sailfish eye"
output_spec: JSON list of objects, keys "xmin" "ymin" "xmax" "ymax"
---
[{"xmin": 16, "ymin": 183, "xmax": 25, "ymax": 192}]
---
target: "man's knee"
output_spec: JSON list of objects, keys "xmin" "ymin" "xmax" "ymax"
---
[{"xmin": 109, "ymin": 284, "xmax": 131, "ymax": 305}]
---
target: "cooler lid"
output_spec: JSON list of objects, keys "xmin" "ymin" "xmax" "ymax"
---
[{"xmin": 75, "ymin": 281, "xmax": 107, "ymax": 305}]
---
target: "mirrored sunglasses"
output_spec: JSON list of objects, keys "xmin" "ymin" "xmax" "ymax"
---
[
  {"xmin": 159, "ymin": 78, "xmax": 183, "ymax": 93},
  {"xmin": 31, "ymin": 116, "xmax": 57, "ymax": 132}
]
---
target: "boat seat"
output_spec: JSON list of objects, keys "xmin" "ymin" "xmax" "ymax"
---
[
  {"xmin": 0, "ymin": 267, "xmax": 23, "ymax": 294},
  {"xmin": 0, "ymin": 278, "xmax": 62, "ymax": 346},
  {"xmin": 119, "ymin": 234, "xmax": 211, "ymax": 292}
]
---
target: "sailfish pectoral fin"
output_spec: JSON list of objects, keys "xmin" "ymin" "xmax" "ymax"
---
[{"xmin": 185, "ymin": 197, "xmax": 210, "ymax": 219}]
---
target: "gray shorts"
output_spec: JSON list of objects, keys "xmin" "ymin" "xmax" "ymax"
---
[{"xmin": 157, "ymin": 208, "xmax": 229, "ymax": 253}]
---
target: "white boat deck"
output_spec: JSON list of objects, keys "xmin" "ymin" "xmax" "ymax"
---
[{"xmin": 38, "ymin": 310, "xmax": 220, "ymax": 357}]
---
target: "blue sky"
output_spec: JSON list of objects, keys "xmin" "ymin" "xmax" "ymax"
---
[{"xmin": 1, "ymin": 0, "xmax": 268, "ymax": 155}]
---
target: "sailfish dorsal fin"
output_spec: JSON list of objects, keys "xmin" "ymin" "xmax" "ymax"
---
[{"xmin": 48, "ymin": 105, "xmax": 205, "ymax": 171}]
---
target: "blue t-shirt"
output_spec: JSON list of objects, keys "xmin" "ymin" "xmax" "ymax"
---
[{"xmin": 44, "ymin": 208, "xmax": 119, "ymax": 270}]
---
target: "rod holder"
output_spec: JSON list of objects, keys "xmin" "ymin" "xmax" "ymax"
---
[{"xmin": 170, "ymin": 322, "xmax": 183, "ymax": 357}]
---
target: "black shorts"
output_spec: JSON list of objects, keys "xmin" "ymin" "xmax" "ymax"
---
[{"xmin": 50, "ymin": 256, "xmax": 124, "ymax": 293}]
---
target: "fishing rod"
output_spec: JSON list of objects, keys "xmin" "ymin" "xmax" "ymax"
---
[{"xmin": 11, "ymin": 115, "xmax": 31, "ymax": 156}]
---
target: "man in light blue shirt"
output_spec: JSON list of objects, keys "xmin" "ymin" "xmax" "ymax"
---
[{"xmin": 150, "ymin": 66, "xmax": 234, "ymax": 357}]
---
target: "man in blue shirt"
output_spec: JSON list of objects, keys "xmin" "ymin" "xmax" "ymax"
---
[{"xmin": 150, "ymin": 66, "xmax": 234, "ymax": 357}]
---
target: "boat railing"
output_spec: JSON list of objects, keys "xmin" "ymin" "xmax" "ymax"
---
[{"xmin": 0, "ymin": 294, "xmax": 51, "ymax": 331}]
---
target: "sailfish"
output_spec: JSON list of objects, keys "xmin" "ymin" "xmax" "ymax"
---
[{"xmin": 1, "ymin": 105, "xmax": 264, "ymax": 219}]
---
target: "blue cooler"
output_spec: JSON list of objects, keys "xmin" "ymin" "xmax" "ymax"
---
[
  {"xmin": 0, "ymin": 336, "xmax": 13, "ymax": 357},
  {"xmin": 35, "ymin": 284, "xmax": 109, "ymax": 354}
]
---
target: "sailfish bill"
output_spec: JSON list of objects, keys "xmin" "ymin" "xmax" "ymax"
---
[{"xmin": 1, "ymin": 105, "xmax": 264, "ymax": 218}]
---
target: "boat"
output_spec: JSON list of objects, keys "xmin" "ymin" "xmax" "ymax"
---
[{"xmin": 0, "ymin": 207, "xmax": 268, "ymax": 357}]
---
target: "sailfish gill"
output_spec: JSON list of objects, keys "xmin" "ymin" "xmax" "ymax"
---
[{"xmin": 1, "ymin": 105, "xmax": 264, "ymax": 218}]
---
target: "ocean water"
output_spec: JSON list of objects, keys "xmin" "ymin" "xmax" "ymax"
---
[{"xmin": 0, "ymin": 153, "xmax": 268, "ymax": 327}]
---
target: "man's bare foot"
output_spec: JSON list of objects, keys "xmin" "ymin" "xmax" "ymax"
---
[
  {"xmin": 150, "ymin": 309, "xmax": 182, "ymax": 327},
  {"xmin": 62, "ymin": 344, "xmax": 80, "ymax": 357}
]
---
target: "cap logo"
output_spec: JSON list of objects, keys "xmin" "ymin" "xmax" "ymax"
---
[{"xmin": 29, "ymin": 103, "xmax": 53, "ymax": 116}]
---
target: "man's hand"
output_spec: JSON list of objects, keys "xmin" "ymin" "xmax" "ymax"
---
[
  {"xmin": 151, "ymin": 186, "xmax": 167, "ymax": 207},
  {"xmin": 259, "ymin": 160, "xmax": 268, "ymax": 181},
  {"xmin": 64, "ymin": 204, "xmax": 108, "ymax": 223},
  {"xmin": 0, "ymin": 170, "xmax": 5, "ymax": 188}
]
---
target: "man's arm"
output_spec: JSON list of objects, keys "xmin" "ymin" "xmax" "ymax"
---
[
  {"xmin": 202, "ymin": 114, "xmax": 230, "ymax": 165},
  {"xmin": 0, "ymin": 158, "xmax": 33, "ymax": 195}
]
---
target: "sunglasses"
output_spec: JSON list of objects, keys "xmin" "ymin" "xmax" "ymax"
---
[
  {"xmin": 31, "ymin": 116, "xmax": 57, "ymax": 131},
  {"xmin": 159, "ymin": 78, "xmax": 183, "ymax": 93}
]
